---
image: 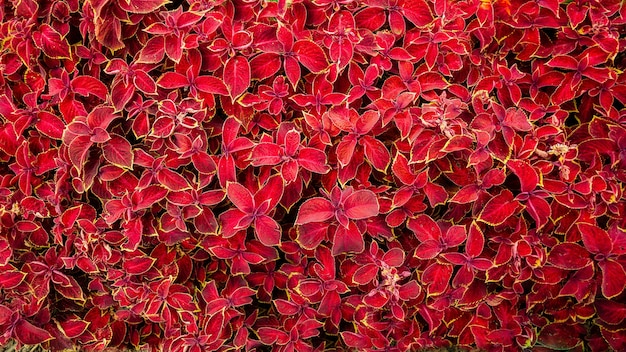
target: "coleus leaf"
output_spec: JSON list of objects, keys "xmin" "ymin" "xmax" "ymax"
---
[
  {"xmin": 32, "ymin": 24, "xmax": 71, "ymax": 59},
  {"xmin": 343, "ymin": 189, "xmax": 379, "ymax": 220},
  {"xmin": 123, "ymin": 256, "xmax": 156, "ymax": 275},
  {"xmin": 507, "ymin": 159, "xmax": 538, "ymax": 193},
  {"xmin": 132, "ymin": 185, "xmax": 168, "ymax": 211},
  {"xmin": 295, "ymin": 198, "xmax": 334, "ymax": 225},
  {"xmin": 15, "ymin": 319, "xmax": 54, "ymax": 345},
  {"xmin": 293, "ymin": 40, "xmax": 329, "ymax": 73},
  {"xmin": 72, "ymin": 76, "xmax": 108, "ymax": 100},
  {"xmin": 548, "ymin": 243, "xmax": 591, "ymax": 270},
  {"xmin": 118, "ymin": 0, "xmax": 169, "ymax": 13},
  {"xmin": 102, "ymin": 134, "xmax": 133, "ymax": 169},
  {"xmin": 477, "ymin": 190, "xmax": 520, "ymax": 226},
  {"xmin": 598, "ymin": 259, "xmax": 626, "ymax": 298},
  {"xmin": 223, "ymin": 55, "xmax": 251, "ymax": 99}
]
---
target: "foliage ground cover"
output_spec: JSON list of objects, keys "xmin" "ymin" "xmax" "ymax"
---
[{"xmin": 1, "ymin": 0, "xmax": 626, "ymax": 351}]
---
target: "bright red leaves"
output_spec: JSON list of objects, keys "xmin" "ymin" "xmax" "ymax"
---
[
  {"xmin": 1, "ymin": 0, "xmax": 625, "ymax": 351},
  {"xmin": 296, "ymin": 186, "xmax": 379, "ymax": 255},
  {"xmin": 222, "ymin": 176, "xmax": 284, "ymax": 246}
]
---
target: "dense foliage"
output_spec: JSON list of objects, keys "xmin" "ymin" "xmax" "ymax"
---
[{"xmin": 1, "ymin": 0, "xmax": 626, "ymax": 350}]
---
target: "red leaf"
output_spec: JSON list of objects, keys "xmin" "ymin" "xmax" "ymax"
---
[
  {"xmin": 15, "ymin": 319, "xmax": 54, "ymax": 345},
  {"xmin": 538, "ymin": 323, "xmax": 582, "ymax": 350},
  {"xmin": 72, "ymin": 76, "xmax": 108, "ymax": 100},
  {"xmin": 341, "ymin": 332, "xmax": 371, "ymax": 348},
  {"xmin": 195, "ymin": 76, "xmax": 228, "ymax": 95},
  {"xmin": 507, "ymin": 159, "xmax": 538, "ymax": 193},
  {"xmin": 223, "ymin": 55, "xmax": 251, "ymax": 99},
  {"xmin": 102, "ymin": 135, "xmax": 133, "ymax": 169},
  {"xmin": 332, "ymin": 222, "xmax": 365, "ymax": 255},
  {"xmin": 251, "ymin": 143, "xmax": 283, "ymax": 166},
  {"xmin": 296, "ymin": 198, "xmax": 335, "ymax": 225},
  {"xmin": 68, "ymin": 135, "xmax": 94, "ymax": 168},
  {"xmin": 353, "ymin": 263, "xmax": 379, "ymax": 285},
  {"xmin": 401, "ymin": 0, "xmax": 434, "ymax": 27},
  {"xmin": 526, "ymin": 195, "xmax": 551, "ymax": 229},
  {"xmin": 466, "ymin": 222, "xmax": 484, "ymax": 257},
  {"xmin": 595, "ymin": 300, "xmax": 626, "ymax": 325},
  {"xmin": 298, "ymin": 147, "xmax": 329, "ymax": 174},
  {"xmin": 599, "ymin": 259, "xmax": 626, "ymax": 298},
  {"xmin": 118, "ymin": 0, "xmax": 168, "ymax": 13},
  {"xmin": 578, "ymin": 223, "xmax": 612, "ymax": 255},
  {"xmin": 422, "ymin": 263, "xmax": 453, "ymax": 296},
  {"xmin": 226, "ymin": 182, "xmax": 255, "ymax": 214},
  {"xmin": 137, "ymin": 36, "xmax": 165, "ymax": 63},
  {"xmin": 0, "ymin": 305, "xmax": 12, "ymax": 325},
  {"xmin": 296, "ymin": 222, "xmax": 328, "ymax": 249},
  {"xmin": 414, "ymin": 240, "xmax": 442, "ymax": 260},
  {"xmin": 157, "ymin": 169, "xmax": 190, "ymax": 191},
  {"xmin": 362, "ymin": 136, "xmax": 390, "ymax": 171},
  {"xmin": 157, "ymin": 72, "xmax": 188, "ymax": 89},
  {"xmin": 132, "ymin": 185, "xmax": 168, "ymax": 211},
  {"xmin": 343, "ymin": 189, "xmax": 379, "ymax": 220},
  {"xmin": 382, "ymin": 247, "xmax": 405, "ymax": 266},
  {"xmin": 293, "ymin": 40, "xmax": 329, "ymax": 73},
  {"xmin": 407, "ymin": 214, "xmax": 441, "ymax": 242},
  {"xmin": 133, "ymin": 70, "xmax": 157, "ymax": 94},
  {"xmin": 548, "ymin": 243, "xmax": 591, "ymax": 270},
  {"xmin": 254, "ymin": 215, "xmax": 281, "ymax": 246},
  {"xmin": 477, "ymin": 190, "xmax": 519, "ymax": 226},
  {"xmin": 33, "ymin": 24, "xmax": 71, "ymax": 59},
  {"xmin": 257, "ymin": 327, "xmax": 290, "ymax": 345},
  {"xmin": 399, "ymin": 280, "xmax": 421, "ymax": 300},
  {"xmin": 250, "ymin": 53, "xmax": 282, "ymax": 80},
  {"xmin": 123, "ymin": 256, "xmax": 156, "ymax": 275},
  {"xmin": 35, "ymin": 111, "xmax": 65, "ymax": 139},
  {"xmin": 450, "ymin": 184, "xmax": 480, "ymax": 204},
  {"xmin": 546, "ymin": 55, "xmax": 578, "ymax": 70},
  {"xmin": 0, "ymin": 271, "xmax": 25, "ymax": 289}
]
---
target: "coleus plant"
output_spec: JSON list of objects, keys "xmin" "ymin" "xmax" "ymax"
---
[{"xmin": 1, "ymin": 0, "xmax": 626, "ymax": 351}]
